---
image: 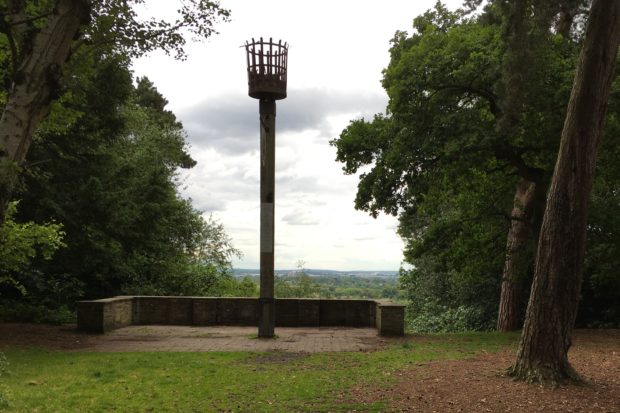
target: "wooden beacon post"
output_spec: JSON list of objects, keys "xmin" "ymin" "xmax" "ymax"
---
[{"xmin": 245, "ymin": 37, "xmax": 289, "ymax": 338}]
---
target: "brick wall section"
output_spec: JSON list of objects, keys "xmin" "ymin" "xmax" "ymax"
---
[
  {"xmin": 319, "ymin": 299, "xmax": 376, "ymax": 327},
  {"xmin": 294, "ymin": 299, "xmax": 321, "ymax": 327},
  {"xmin": 216, "ymin": 298, "xmax": 259, "ymax": 325},
  {"xmin": 192, "ymin": 298, "xmax": 218, "ymax": 325},
  {"xmin": 376, "ymin": 303, "xmax": 405, "ymax": 336},
  {"xmin": 77, "ymin": 296, "xmax": 405, "ymax": 336},
  {"xmin": 77, "ymin": 296, "xmax": 133, "ymax": 333},
  {"xmin": 132, "ymin": 297, "xmax": 194, "ymax": 325},
  {"xmin": 274, "ymin": 299, "xmax": 324, "ymax": 327}
]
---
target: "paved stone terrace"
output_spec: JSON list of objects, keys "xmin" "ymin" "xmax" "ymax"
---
[
  {"xmin": 86, "ymin": 326, "xmax": 389, "ymax": 352},
  {"xmin": 0, "ymin": 323, "xmax": 399, "ymax": 353}
]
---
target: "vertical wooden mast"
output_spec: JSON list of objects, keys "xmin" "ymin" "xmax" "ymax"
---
[{"xmin": 245, "ymin": 38, "xmax": 288, "ymax": 338}]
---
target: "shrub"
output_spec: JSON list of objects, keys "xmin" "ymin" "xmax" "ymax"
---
[
  {"xmin": 0, "ymin": 301, "xmax": 75, "ymax": 324},
  {"xmin": 407, "ymin": 300, "xmax": 494, "ymax": 333}
]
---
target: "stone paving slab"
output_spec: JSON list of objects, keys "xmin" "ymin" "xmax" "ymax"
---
[
  {"xmin": 0, "ymin": 323, "xmax": 398, "ymax": 353},
  {"xmin": 83, "ymin": 326, "xmax": 389, "ymax": 352}
]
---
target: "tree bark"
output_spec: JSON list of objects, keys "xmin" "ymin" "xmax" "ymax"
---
[
  {"xmin": 0, "ymin": 0, "xmax": 89, "ymax": 224},
  {"xmin": 496, "ymin": 178, "xmax": 537, "ymax": 331},
  {"xmin": 510, "ymin": 0, "xmax": 620, "ymax": 385}
]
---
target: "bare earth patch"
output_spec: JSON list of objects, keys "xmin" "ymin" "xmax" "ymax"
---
[{"xmin": 348, "ymin": 329, "xmax": 620, "ymax": 412}]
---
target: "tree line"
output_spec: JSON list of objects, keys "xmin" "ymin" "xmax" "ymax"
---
[{"xmin": 0, "ymin": 1, "xmax": 248, "ymax": 321}]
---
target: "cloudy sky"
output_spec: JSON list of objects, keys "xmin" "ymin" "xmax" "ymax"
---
[{"xmin": 132, "ymin": 0, "xmax": 463, "ymax": 271}]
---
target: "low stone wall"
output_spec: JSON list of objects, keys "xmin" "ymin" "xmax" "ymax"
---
[
  {"xmin": 376, "ymin": 302, "xmax": 406, "ymax": 336},
  {"xmin": 77, "ymin": 296, "xmax": 405, "ymax": 336},
  {"xmin": 77, "ymin": 296, "xmax": 133, "ymax": 333}
]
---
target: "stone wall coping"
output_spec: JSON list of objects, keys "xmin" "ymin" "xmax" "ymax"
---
[
  {"xmin": 134, "ymin": 295, "xmax": 207, "ymax": 299},
  {"xmin": 78, "ymin": 296, "xmax": 133, "ymax": 304},
  {"xmin": 78, "ymin": 296, "xmax": 395, "ymax": 304},
  {"xmin": 376, "ymin": 302, "xmax": 406, "ymax": 307}
]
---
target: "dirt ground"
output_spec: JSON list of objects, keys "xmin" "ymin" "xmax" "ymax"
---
[
  {"xmin": 0, "ymin": 324, "xmax": 618, "ymax": 412},
  {"xmin": 350, "ymin": 329, "xmax": 620, "ymax": 412}
]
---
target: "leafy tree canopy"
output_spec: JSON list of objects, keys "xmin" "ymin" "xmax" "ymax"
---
[
  {"xmin": 3, "ymin": 53, "xmax": 240, "ymax": 316},
  {"xmin": 332, "ymin": 1, "xmax": 620, "ymax": 330},
  {"xmin": 0, "ymin": 0, "xmax": 230, "ymax": 226},
  {"xmin": 0, "ymin": 201, "xmax": 65, "ymax": 296}
]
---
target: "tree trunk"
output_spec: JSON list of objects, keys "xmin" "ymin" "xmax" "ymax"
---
[
  {"xmin": 510, "ymin": 0, "xmax": 620, "ymax": 385},
  {"xmin": 0, "ymin": 0, "xmax": 89, "ymax": 224},
  {"xmin": 496, "ymin": 178, "xmax": 537, "ymax": 331}
]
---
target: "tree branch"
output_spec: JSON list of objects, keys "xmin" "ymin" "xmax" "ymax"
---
[
  {"xmin": 493, "ymin": 143, "xmax": 545, "ymax": 183},
  {"xmin": 0, "ymin": 14, "xmax": 20, "ymax": 76},
  {"xmin": 431, "ymin": 84, "xmax": 502, "ymax": 116},
  {"xmin": 6, "ymin": 12, "xmax": 53, "ymax": 27}
]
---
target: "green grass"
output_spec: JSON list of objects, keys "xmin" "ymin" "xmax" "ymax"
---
[{"xmin": 0, "ymin": 332, "xmax": 519, "ymax": 412}]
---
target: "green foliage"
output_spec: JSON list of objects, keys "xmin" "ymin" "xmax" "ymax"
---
[
  {"xmin": 270, "ymin": 262, "xmax": 405, "ymax": 300},
  {"xmin": 579, "ymin": 104, "xmax": 620, "ymax": 327},
  {"xmin": 0, "ymin": 0, "xmax": 231, "ymax": 230},
  {"xmin": 0, "ymin": 1, "xmax": 236, "ymax": 319},
  {"xmin": 238, "ymin": 273, "xmax": 403, "ymax": 300},
  {"xmin": 87, "ymin": 1, "xmax": 231, "ymax": 60},
  {"xmin": 275, "ymin": 263, "xmax": 321, "ymax": 298},
  {"xmin": 216, "ymin": 276, "xmax": 258, "ymax": 297},
  {"xmin": 407, "ymin": 300, "xmax": 494, "ymax": 333},
  {"xmin": 0, "ymin": 1, "xmax": 230, "ymax": 71},
  {"xmin": 331, "ymin": 2, "xmax": 620, "ymax": 330},
  {"xmin": 0, "ymin": 302, "xmax": 74, "ymax": 324},
  {"xmin": 0, "ymin": 333, "xmax": 517, "ymax": 411},
  {"xmin": 9, "ymin": 55, "xmax": 239, "ymax": 315},
  {"xmin": 0, "ymin": 202, "xmax": 65, "ymax": 296},
  {"xmin": 314, "ymin": 275, "xmax": 403, "ymax": 300}
]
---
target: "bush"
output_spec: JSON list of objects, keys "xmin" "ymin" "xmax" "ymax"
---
[
  {"xmin": 0, "ymin": 201, "xmax": 65, "ymax": 295},
  {"xmin": 407, "ymin": 300, "xmax": 494, "ymax": 333},
  {"xmin": 0, "ymin": 301, "xmax": 75, "ymax": 324},
  {"xmin": 214, "ymin": 276, "xmax": 258, "ymax": 297}
]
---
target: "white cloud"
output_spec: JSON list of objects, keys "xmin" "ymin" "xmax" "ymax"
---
[
  {"xmin": 281, "ymin": 209, "xmax": 320, "ymax": 226},
  {"xmin": 176, "ymin": 88, "xmax": 386, "ymax": 155},
  {"xmin": 133, "ymin": 0, "xmax": 464, "ymax": 270}
]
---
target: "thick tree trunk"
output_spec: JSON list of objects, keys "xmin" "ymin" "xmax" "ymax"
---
[
  {"xmin": 510, "ymin": 0, "xmax": 620, "ymax": 385},
  {"xmin": 0, "ymin": 0, "xmax": 89, "ymax": 224},
  {"xmin": 496, "ymin": 178, "xmax": 537, "ymax": 331}
]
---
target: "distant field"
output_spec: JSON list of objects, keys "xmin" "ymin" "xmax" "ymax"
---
[
  {"xmin": 0, "ymin": 333, "xmax": 517, "ymax": 412},
  {"xmin": 233, "ymin": 269, "xmax": 399, "ymax": 278},
  {"xmin": 234, "ymin": 269, "xmax": 404, "ymax": 300}
]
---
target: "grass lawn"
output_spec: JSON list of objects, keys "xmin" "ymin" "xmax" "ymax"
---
[{"xmin": 0, "ymin": 332, "xmax": 519, "ymax": 412}]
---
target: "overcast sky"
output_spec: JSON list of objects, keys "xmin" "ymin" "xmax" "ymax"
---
[{"xmin": 132, "ymin": 0, "xmax": 463, "ymax": 271}]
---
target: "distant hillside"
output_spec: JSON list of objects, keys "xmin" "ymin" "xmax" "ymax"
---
[{"xmin": 233, "ymin": 268, "xmax": 399, "ymax": 278}]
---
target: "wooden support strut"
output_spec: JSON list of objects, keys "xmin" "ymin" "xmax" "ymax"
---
[{"xmin": 258, "ymin": 99, "xmax": 276, "ymax": 338}]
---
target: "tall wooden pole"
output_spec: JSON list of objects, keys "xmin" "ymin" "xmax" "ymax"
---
[
  {"xmin": 245, "ymin": 37, "xmax": 287, "ymax": 338},
  {"xmin": 258, "ymin": 99, "xmax": 276, "ymax": 338}
]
